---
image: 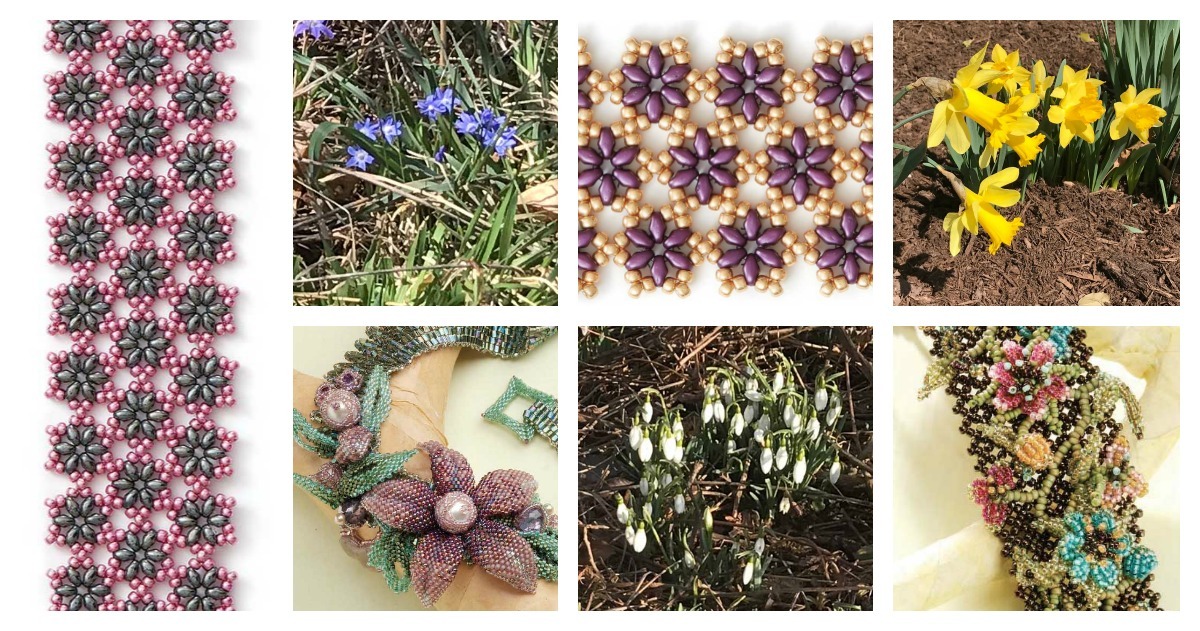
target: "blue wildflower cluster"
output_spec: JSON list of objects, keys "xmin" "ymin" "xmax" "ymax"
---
[
  {"xmin": 1058, "ymin": 510, "xmax": 1157, "ymax": 591},
  {"xmin": 294, "ymin": 20, "xmax": 333, "ymax": 40},
  {"xmin": 343, "ymin": 87, "xmax": 520, "ymax": 170}
]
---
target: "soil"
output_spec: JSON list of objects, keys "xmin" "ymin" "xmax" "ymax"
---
[{"xmin": 893, "ymin": 20, "xmax": 1181, "ymax": 305}]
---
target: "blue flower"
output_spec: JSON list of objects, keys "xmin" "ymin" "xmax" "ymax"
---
[
  {"xmin": 434, "ymin": 146, "xmax": 447, "ymax": 163},
  {"xmin": 485, "ymin": 125, "xmax": 520, "ymax": 157},
  {"xmin": 416, "ymin": 87, "xmax": 459, "ymax": 120},
  {"xmin": 380, "ymin": 116, "xmax": 402, "ymax": 144},
  {"xmin": 294, "ymin": 21, "xmax": 334, "ymax": 40},
  {"xmin": 1057, "ymin": 510, "xmax": 1142, "ymax": 591},
  {"xmin": 455, "ymin": 110, "xmax": 482, "ymax": 136},
  {"xmin": 1123, "ymin": 545, "xmax": 1158, "ymax": 581},
  {"xmin": 345, "ymin": 146, "xmax": 373, "ymax": 171},
  {"xmin": 354, "ymin": 117, "xmax": 381, "ymax": 141}
]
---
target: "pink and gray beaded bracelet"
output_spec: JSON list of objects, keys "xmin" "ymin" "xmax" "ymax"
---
[{"xmin": 44, "ymin": 20, "xmax": 238, "ymax": 611}]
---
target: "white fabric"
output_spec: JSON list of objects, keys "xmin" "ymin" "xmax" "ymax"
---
[{"xmin": 893, "ymin": 327, "xmax": 1179, "ymax": 610}]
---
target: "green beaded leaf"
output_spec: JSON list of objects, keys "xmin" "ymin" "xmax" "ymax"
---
[
  {"xmin": 368, "ymin": 524, "xmax": 419, "ymax": 593},
  {"xmin": 522, "ymin": 527, "xmax": 559, "ymax": 582},
  {"xmin": 293, "ymin": 472, "xmax": 339, "ymax": 509},
  {"xmin": 359, "ymin": 366, "xmax": 391, "ymax": 434},
  {"xmin": 337, "ymin": 450, "xmax": 417, "ymax": 500},
  {"xmin": 293, "ymin": 408, "xmax": 338, "ymax": 459}
]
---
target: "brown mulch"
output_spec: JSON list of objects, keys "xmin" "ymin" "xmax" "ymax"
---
[
  {"xmin": 577, "ymin": 327, "xmax": 873, "ymax": 611},
  {"xmin": 892, "ymin": 20, "xmax": 1180, "ymax": 306}
]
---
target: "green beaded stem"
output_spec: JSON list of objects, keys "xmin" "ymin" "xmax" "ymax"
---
[{"xmin": 482, "ymin": 376, "xmax": 559, "ymax": 448}]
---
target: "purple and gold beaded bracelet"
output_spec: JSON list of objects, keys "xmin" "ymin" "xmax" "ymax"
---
[
  {"xmin": 45, "ymin": 20, "xmax": 238, "ymax": 611},
  {"xmin": 578, "ymin": 35, "xmax": 873, "ymax": 297}
]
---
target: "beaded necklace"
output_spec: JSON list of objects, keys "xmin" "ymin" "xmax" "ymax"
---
[
  {"xmin": 294, "ymin": 326, "xmax": 558, "ymax": 607},
  {"xmin": 44, "ymin": 20, "xmax": 238, "ymax": 611},
  {"xmin": 919, "ymin": 326, "xmax": 1160, "ymax": 610}
]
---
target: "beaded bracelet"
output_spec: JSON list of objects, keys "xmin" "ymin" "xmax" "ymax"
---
[
  {"xmin": 918, "ymin": 326, "xmax": 1161, "ymax": 610},
  {"xmin": 293, "ymin": 326, "xmax": 559, "ymax": 607},
  {"xmin": 578, "ymin": 35, "xmax": 873, "ymax": 297},
  {"xmin": 44, "ymin": 20, "xmax": 238, "ymax": 611}
]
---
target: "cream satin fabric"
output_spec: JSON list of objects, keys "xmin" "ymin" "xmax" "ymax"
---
[{"xmin": 893, "ymin": 327, "xmax": 1179, "ymax": 610}]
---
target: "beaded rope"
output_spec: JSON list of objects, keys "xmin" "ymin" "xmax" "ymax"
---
[
  {"xmin": 44, "ymin": 20, "xmax": 238, "ymax": 611},
  {"xmin": 579, "ymin": 35, "xmax": 873, "ymax": 297},
  {"xmin": 919, "ymin": 327, "xmax": 1160, "ymax": 610},
  {"xmin": 482, "ymin": 376, "xmax": 559, "ymax": 449},
  {"xmin": 293, "ymin": 326, "xmax": 558, "ymax": 607}
]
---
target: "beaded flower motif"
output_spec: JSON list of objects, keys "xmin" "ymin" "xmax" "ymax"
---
[
  {"xmin": 1058, "ymin": 510, "xmax": 1156, "ymax": 590},
  {"xmin": 359, "ymin": 442, "xmax": 550, "ymax": 607},
  {"xmin": 988, "ymin": 339, "xmax": 1069, "ymax": 420},
  {"xmin": 970, "ymin": 465, "xmax": 1013, "ymax": 527}
]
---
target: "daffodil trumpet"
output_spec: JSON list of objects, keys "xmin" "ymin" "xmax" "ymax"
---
[{"xmin": 936, "ymin": 164, "xmax": 1024, "ymax": 256}]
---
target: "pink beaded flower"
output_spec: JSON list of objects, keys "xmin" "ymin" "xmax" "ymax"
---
[
  {"xmin": 970, "ymin": 465, "xmax": 1013, "ymax": 528},
  {"xmin": 988, "ymin": 339, "xmax": 1069, "ymax": 420},
  {"xmin": 360, "ymin": 442, "xmax": 547, "ymax": 607}
]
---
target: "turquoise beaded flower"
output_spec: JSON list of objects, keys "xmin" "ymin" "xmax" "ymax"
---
[
  {"xmin": 1123, "ymin": 545, "xmax": 1158, "ymax": 581},
  {"xmin": 1058, "ymin": 510, "xmax": 1141, "ymax": 590}
]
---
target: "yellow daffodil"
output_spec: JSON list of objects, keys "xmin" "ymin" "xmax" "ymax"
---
[
  {"xmin": 981, "ymin": 44, "xmax": 1031, "ymax": 97},
  {"xmin": 1019, "ymin": 60, "xmax": 1053, "ymax": 102},
  {"xmin": 1110, "ymin": 85, "xmax": 1167, "ymax": 143},
  {"xmin": 941, "ymin": 166, "xmax": 1024, "ymax": 256},
  {"xmin": 928, "ymin": 47, "xmax": 1044, "ymax": 167},
  {"xmin": 1047, "ymin": 65, "xmax": 1105, "ymax": 146}
]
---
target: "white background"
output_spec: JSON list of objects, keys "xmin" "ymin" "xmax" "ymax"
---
[{"xmin": 2, "ymin": 0, "xmax": 1192, "ymax": 627}]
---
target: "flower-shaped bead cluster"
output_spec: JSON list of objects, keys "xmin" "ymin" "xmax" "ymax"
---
[
  {"xmin": 578, "ymin": 34, "xmax": 873, "ymax": 297},
  {"xmin": 44, "ymin": 20, "xmax": 237, "ymax": 611}
]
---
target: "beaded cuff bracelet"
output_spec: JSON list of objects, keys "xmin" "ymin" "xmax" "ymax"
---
[
  {"xmin": 919, "ymin": 327, "xmax": 1161, "ymax": 610},
  {"xmin": 578, "ymin": 35, "xmax": 873, "ymax": 298},
  {"xmin": 293, "ymin": 326, "xmax": 558, "ymax": 607},
  {"xmin": 45, "ymin": 20, "xmax": 238, "ymax": 611}
]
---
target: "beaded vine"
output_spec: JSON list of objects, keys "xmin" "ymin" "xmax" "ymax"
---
[
  {"xmin": 293, "ymin": 326, "xmax": 559, "ymax": 608},
  {"xmin": 44, "ymin": 20, "xmax": 238, "ymax": 611},
  {"xmin": 579, "ymin": 35, "xmax": 873, "ymax": 297},
  {"xmin": 919, "ymin": 326, "xmax": 1160, "ymax": 610}
]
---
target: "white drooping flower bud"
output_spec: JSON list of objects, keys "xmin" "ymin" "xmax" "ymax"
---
[
  {"xmin": 661, "ymin": 434, "xmax": 677, "ymax": 460},
  {"xmin": 634, "ymin": 526, "xmax": 647, "ymax": 552},
  {"xmin": 674, "ymin": 494, "xmax": 685, "ymax": 514},
  {"xmin": 639, "ymin": 477, "xmax": 649, "ymax": 496},
  {"xmin": 815, "ymin": 388, "xmax": 829, "ymax": 411},
  {"xmin": 744, "ymin": 376, "xmax": 757, "ymax": 393},
  {"xmin": 616, "ymin": 496, "xmax": 629, "ymax": 524},
  {"xmin": 726, "ymin": 439, "xmax": 736, "ymax": 454},
  {"xmin": 672, "ymin": 418, "xmax": 683, "ymax": 434},
  {"xmin": 829, "ymin": 460, "xmax": 842, "ymax": 485},
  {"xmin": 755, "ymin": 537, "xmax": 766, "ymax": 555},
  {"xmin": 779, "ymin": 495, "xmax": 791, "ymax": 513},
  {"xmin": 702, "ymin": 402, "xmax": 714, "ymax": 423},
  {"xmin": 746, "ymin": 389, "xmax": 763, "ymax": 402},
  {"xmin": 672, "ymin": 437, "xmax": 685, "ymax": 464},
  {"xmin": 629, "ymin": 424, "xmax": 643, "ymax": 449},
  {"xmin": 807, "ymin": 416, "xmax": 820, "ymax": 441},
  {"xmin": 625, "ymin": 525, "xmax": 635, "ymax": 545},
  {"xmin": 793, "ymin": 455, "xmax": 807, "ymax": 484},
  {"xmin": 704, "ymin": 506, "xmax": 713, "ymax": 533},
  {"xmin": 784, "ymin": 404, "xmax": 797, "ymax": 431},
  {"xmin": 732, "ymin": 412, "xmax": 745, "ymax": 436},
  {"xmin": 826, "ymin": 395, "xmax": 842, "ymax": 426},
  {"xmin": 714, "ymin": 400, "xmax": 726, "ymax": 422},
  {"xmin": 643, "ymin": 400, "xmax": 654, "ymax": 422},
  {"xmin": 753, "ymin": 427, "xmax": 765, "ymax": 445},
  {"xmin": 744, "ymin": 403, "xmax": 758, "ymax": 424},
  {"xmin": 742, "ymin": 560, "xmax": 755, "ymax": 585},
  {"xmin": 642, "ymin": 503, "xmax": 653, "ymax": 520},
  {"xmin": 760, "ymin": 447, "xmax": 773, "ymax": 474},
  {"xmin": 758, "ymin": 414, "xmax": 771, "ymax": 433},
  {"xmin": 683, "ymin": 549, "xmax": 697, "ymax": 568},
  {"xmin": 720, "ymin": 378, "xmax": 731, "ymax": 397},
  {"xmin": 773, "ymin": 371, "xmax": 784, "ymax": 394},
  {"xmin": 775, "ymin": 445, "xmax": 788, "ymax": 470},
  {"xmin": 638, "ymin": 435, "xmax": 653, "ymax": 462},
  {"xmin": 705, "ymin": 384, "xmax": 716, "ymax": 400},
  {"xmin": 661, "ymin": 473, "xmax": 673, "ymax": 487}
]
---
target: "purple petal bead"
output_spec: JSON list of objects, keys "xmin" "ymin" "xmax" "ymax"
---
[
  {"xmin": 649, "ymin": 213, "xmax": 666, "ymax": 242},
  {"xmin": 809, "ymin": 168, "xmax": 836, "ymax": 189},
  {"xmin": 664, "ymin": 228, "xmax": 691, "ymax": 249},
  {"xmin": 715, "ymin": 86, "xmax": 742, "ymax": 107},
  {"xmin": 816, "ymin": 248, "xmax": 845, "ymax": 269},
  {"xmin": 816, "ymin": 226, "xmax": 844, "ymax": 246},
  {"xmin": 756, "ymin": 248, "xmax": 784, "ymax": 269},
  {"xmin": 579, "ymin": 147, "xmax": 603, "ymax": 166},
  {"xmin": 843, "ymin": 255, "xmax": 860, "ymax": 283},
  {"xmin": 669, "ymin": 168, "xmax": 697, "ymax": 189},
  {"xmin": 756, "ymin": 87, "xmax": 783, "ymax": 107},
  {"xmin": 611, "ymin": 146, "xmax": 639, "ymax": 167},
  {"xmin": 856, "ymin": 246, "xmax": 873, "ymax": 264},
  {"xmin": 856, "ymin": 222, "xmax": 873, "ymax": 244},
  {"xmin": 711, "ymin": 146, "xmax": 739, "ymax": 166},
  {"xmin": 758, "ymin": 226, "xmax": 785, "ymax": 246},
  {"xmin": 767, "ymin": 166, "xmax": 795, "ymax": 188},
  {"xmin": 646, "ymin": 93, "xmax": 665, "ymax": 122},
  {"xmin": 854, "ymin": 83, "xmax": 873, "ymax": 103},
  {"xmin": 815, "ymin": 85, "xmax": 842, "ymax": 107},
  {"xmin": 665, "ymin": 249, "xmax": 692, "ymax": 270},
  {"xmin": 841, "ymin": 211, "xmax": 859, "ymax": 237},
  {"xmin": 767, "ymin": 146, "xmax": 795, "ymax": 166},
  {"xmin": 650, "ymin": 256, "xmax": 668, "ymax": 287},
  {"xmin": 717, "ymin": 64, "xmax": 744, "ymax": 84},
  {"xmin": 812, "ymin": 63, "xmax": 841, "ymax": 83},
  {"xmin": 626, "ymin": 228, "xmax": 654, "ymax": 249},
  {"xmin": 839, "ymin": 46, "xmax": 856, "ymax": 76},
  {"xmin": 743, "ymin": 48, "xmax": 759, "ymax": 76},
  {"xmin": 626, "ymin": 250, "xmax": 653, "ymax": 270},
  {"xmin": 840, "ymin": 91, "xmax": 857, "ymax": 120},
  {"xmin": 718, "ymin": 225, "xmax": 746, "ymax": 247},
  {"xmin": 661, "ymin": 86, "xmax": 688, "ymax": 107},
  {"xmin": 599, "ymin": 175, "xmax": 616, "ymax": 205},
  {"xmin": 578, "ymin": 251, "xmax": 598, "ymax": 272},
  {"xmin": 743, "ymin": 255, "xmax": 759, "ymax": 284},
  {"xmin": 718, "ymin": 247, "xmax": 746, "ymax": 268},
  {"xmin": 613, "ymin": 169, "xmax": 641, "ymax": 188},
  {"xmin": 579, "ymin": 168, "xmax": 601, "ymax": 188},
  {"xmin": 695, "ymin": 176, "xmax": 713, "ymax": 204},
  {"xmin": 792, "ymin": 178, "xmax": 810, "ymax": 202},
  {"xmin": 663, "ymin": 64, "xmax": 691, "ymax": 84},
  {"xmin": 853, "ymin": 61, "xmax": 873, "ymax": 83},
  {"xmin": 742, "ymin": 97, "xmax": 760, "ymax": 123},
  {"xmin": 791, "ymin": 131, "xmax": 808, "ymax": 157},
  {"xmin": 623, "ymin": 86, "xmax": 649, "ymax": 106},
  {"xmin": 808, "ymin": 145, "xmax": 836, "ymax": 165},
  {"xmin": 694, "ymin": 130, "xmax": 712, "ymax": 157},
  {"xmin": 745, "ymin": 211, "xmax": 762, "ymax": 239},
  {"xmin": 623, "ymin": 64, "xmax": 651, "ymax": 84},
  {"xmin": 669, "ymin": 147, "xmax": 698, "ymax": 167},
  {"xmin": 710, "ymin": 167, "xmax": 738, "ymax": 188},
  {"xmin": 578, "ymin": 228, "xmax": 595, "ymax": 249},
  {"xmin": 756, "ymin": 66, "xmax": 783, "ymax": 85},
  {"xmin": 648, "ymin": 46, "xmax": 664, "ymax": 77},
  {"xmin": 598, "ymin": 128, "xmax": 616, "ymax": 157}
]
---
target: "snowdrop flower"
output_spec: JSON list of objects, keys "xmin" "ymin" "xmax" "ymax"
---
[
  {"xmin": 732, "ymin": 412, "xmax": 745, "ymax": 436},
  {"xmin": 753, "ymin": 427, "xmax": 766, "ymax": 445},
  {"xmin": 639, "ymin": 477, "xmax": 649, "ymax": 496},
  {"xmin": 760, "ymin": 447, "xmax": 773, "ymax": 474},
  {"xmin": 746, "ymin": 390, "xmax": 763, "ymax": 402},
  {"xmin": 793, "ymin": 455, "xmax": 807, "ymax": 484},
  {"xmin": 642, "ymin": 400, "xmax": 654, "ymax": 422},
  {"xmin": 674, "ymin": 494, "xmax": 686, "ymax": 514},
  {"xmin": 714, "ymin": 400, "xmax": 726, "ymax": 422},
  {"xmin": 755, "ymin": 537, "xmax": 766, "ymax": 555},
  {"xmin": 775, "ymin": 445, "xmax": 789, "ymax": 470},
  {"xmin": 784, "ymin": 404, "xmax": 797, "ymax": 431},
  {"xmin": 634, "ymin": 526, "xmax": 647, "ymax": 552},
  {"xmin": 661, "ymin": 473, "xmax": 673, "ymax": 487},
  {"xmin": 625, "ymin": 525, "xmax": 636, "ymax": 545},
  {"xmin": 616, "ymin": 496, "xmax": 629, "ymax": 524},
  {"xmin": 629, "ymin": 424, "xmax": 643, "ymax": 449},
  {"xmin": 826, "ymin": 396, "xmax": 842, "ymax": 426},
  {"xmin": 815, "ymin": 388, "xmax": 829, "ymax": 411},
  {"xmin": 704, "ymin": 507, "xmax": 714, "ymax": 533},
  {"xmin": 758, "ymin": 414, "xmax": 771, "ymax": 433},
  {"xmin": 773, "ymin": 371, "xmax": 785, "ymax": 394},
  {"xmin": 672, "ymin": 418, "xmax": 683, "ymax": 434},
  {"xmin": 745, "ymin": 378, "xmax": 763, "ymax": 402},
  {"xmin": 829, "ymin": 461, "xmax": 842, "ymax": 485},
  {"xmin": 661, "ymin": 434, "xmax": 677, "ymax": 460},
  {"xmin": 642, "ymin": 503, "xmax": 653, "ymax": 520},
  {"xmin": 705, "ymin": 384, "xmax": 716, "ymax": 399},
  {"xmin": 720, "ymin": 378, "xmax": 731, "ymax": 397},
  {"xmin": 726, "ymin": 439, "xmax": 737, "ymax": 454},
  {"xmin": 744, "ymin": 403, "xmax": 758, "ymax": 424},
  {"xmin": 742, "ymin": 560, "xmax": 755, "ymax": 585},
  {"xmin": 702, "ymin": 402, "xmax": 714, "ymax": 423},
  {"xmin": 779, "ymin": 495, "xmax": 791, "ymax": 513},
  {"xmin": 683, "ymin": 549, "xmax": 697, "ymax": 568},
  {"xmin": 638, "ymin": 436, "xmax": 653, "ymax": 462},
  {"xmin": 807, "ymin": 416, "xmax": 821, "ymax": 441}
]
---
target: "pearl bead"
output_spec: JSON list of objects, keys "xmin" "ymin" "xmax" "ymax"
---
[{"xmin": 433, "ymin": 491, "xmax": 477, "ymax": 534}]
